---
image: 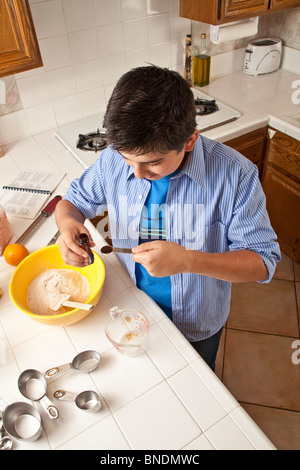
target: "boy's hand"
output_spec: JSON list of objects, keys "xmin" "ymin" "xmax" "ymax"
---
[
  {"xmin": 132, "ymin": 241, "xmax": 187, "ymax": 277},
  {"xmin": 58, "ymin": 224, "xmax": 95, "ymax": 267}
]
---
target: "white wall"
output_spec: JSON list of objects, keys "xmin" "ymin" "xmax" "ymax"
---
[{"xmin": 0, "ymin": 0, "xmax": 190, "ymax": 144}]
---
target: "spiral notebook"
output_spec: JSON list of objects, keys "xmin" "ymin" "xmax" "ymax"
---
[{"xmin": 0, "ymin": 170, "xmax": 65, "ymax": 219}]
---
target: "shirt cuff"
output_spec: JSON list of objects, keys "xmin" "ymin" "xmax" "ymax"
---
[{"xmin": 256, "ymin": 252, "xmax": 280, "ymax": 284}]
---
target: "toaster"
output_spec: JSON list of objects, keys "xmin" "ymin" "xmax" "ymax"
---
[{"xmin": 244, "ymin": 38, "xmax": 282, "ymax": 76}]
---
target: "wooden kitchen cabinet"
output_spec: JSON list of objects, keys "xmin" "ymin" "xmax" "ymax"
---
[
  {"xmin": 224, "ymin": 126, "xmax": 268, "ymax": 178},
  {"xmin": 0, "ymin": 0, "xmax": 43, "ymax": 78},
  {"xmin": 220, "ymin": 0, "xmax": 269, "ymax": 21},
  {"xmin": 269, "ymin": 0, "xmax": 300, "ymax": 11},
  {"xmin": 180, "ymin": 0, "xmax": 300, "ymax": 25},
  {"xmin": 261, "ymin": 129, "xmax": 300, "ymax": 262}
]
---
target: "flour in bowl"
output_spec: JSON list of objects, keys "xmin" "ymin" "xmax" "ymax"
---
[{"xmin": 27, "ymin": 268, "xmax": 90, "ymax": 315}]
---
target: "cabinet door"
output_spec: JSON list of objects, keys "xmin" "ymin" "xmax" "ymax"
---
[
  {"xmin": 265, "ymin": 129, "xmax": 300, "ymax": 183},
  {"xmin": 262, "ymin": 166, "xmax": 300, "ymax": 262},
  {"xmin": 269, "ymin": 0, "xmax": 300, "ymax": 11},
  {"xmin": 220, "ymin": 0, "xmax": 269, "ymax": 20},
  {"xmin": 262, "ymin": 130, "xmax": 300, "ymax": 262},
  {"xmin": 0, "ymin": 0, "xmax": 42, "ymax": 77},
  {"xmin": 180, "ymin": 0, "xmax": 220, "ymax": 24},
  {"xmin": 180, "ymin": 0, "xmax": 299, "ymax": 24}
]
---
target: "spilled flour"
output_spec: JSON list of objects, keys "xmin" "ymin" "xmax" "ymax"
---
[{"xmin": 27, "ymin": 268, "xmax": 90, "ymax": 315}]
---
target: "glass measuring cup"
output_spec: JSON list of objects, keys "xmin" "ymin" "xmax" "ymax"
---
[{"xmin": 105, "ymin": 306, "xmax": 149, "ymax": 357}]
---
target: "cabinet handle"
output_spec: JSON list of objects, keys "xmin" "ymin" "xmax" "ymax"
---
[{"xmin": 268, "ymin": 129, "xmax": 276, "ymax": 139}]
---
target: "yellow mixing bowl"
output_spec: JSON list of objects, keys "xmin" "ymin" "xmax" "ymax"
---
[{"xmin": 9, "ymin": 245, "xmax": 105, "ymax": 326}]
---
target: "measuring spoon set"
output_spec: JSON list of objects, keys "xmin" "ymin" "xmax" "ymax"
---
[{"xmin": 0, "ymin": 350, "xmax": 101, "ymax": 450}]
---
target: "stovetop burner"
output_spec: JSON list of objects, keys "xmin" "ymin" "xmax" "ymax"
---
[
  {"xmin": 55, "ymin": 94, "xmax": 240, "ymax": 169},
  {"xmin": 75, "ymin": 100, "xmax": 218, "ymax": 152},
  {"xmin": 77, "ymin": 129, "xmax": 107, "ymax": 152},
  {"xmin": 194, "ymin": 98, "xmax": 219, "ymax": 116}
]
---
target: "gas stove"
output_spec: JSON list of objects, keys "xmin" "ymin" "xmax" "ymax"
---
[
  {"xmin": 191, "ymin": 88, "xmax": 240, "ymax": 130},
  {"xmin": 77, "ymin": 129, "xmax": 107, "ymax": 152},
  {"xmin": 54, "ymin": 113, "xmax": 106, "ymax": 168},
  {"xmin": 54, "ymin": 89, "xmax": 241, "ymax": 169}
]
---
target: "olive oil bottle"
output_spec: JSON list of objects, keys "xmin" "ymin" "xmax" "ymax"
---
[{"xmin": 193, "ymin": 33, "xmax": 211, "ymax": 87}]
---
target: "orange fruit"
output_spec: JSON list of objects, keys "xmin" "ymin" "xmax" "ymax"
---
[{"xmin": 3, "ymin": 243, "xmax": 30, "ymax": 266}]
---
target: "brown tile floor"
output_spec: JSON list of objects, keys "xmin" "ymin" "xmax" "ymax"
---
[{"xmin": 215, "ymin": 252, "xmax": 300, "ymax": 450}]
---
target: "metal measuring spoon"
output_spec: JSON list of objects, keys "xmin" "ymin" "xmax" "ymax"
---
[
  {"xmin": 53, "ymin": 389, "xmax": 101, "ymax": 412},
  {"xmin": 45, "ymin": 350, "xmax": 101, "ymax": 380},
  {"xmin": 101, "ymin": 245, "xmax": 132, "ymax": 254}
]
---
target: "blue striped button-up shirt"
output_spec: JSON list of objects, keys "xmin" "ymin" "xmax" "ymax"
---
[{"xmin": 64, "ymin": 135, "xmax": 281, "ymax": 341}]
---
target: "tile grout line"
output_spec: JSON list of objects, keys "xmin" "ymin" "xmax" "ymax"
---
[
  {"xmin": 292, "ymin": 262, "xmax": 300, "ymax": 338},
  {"xmin": 225, "ymin": 325, "xmax": 300, "ymax": 340},
  {"xmin": 240, "ymin": 400, "xmax": 300, "ymax": 415}
]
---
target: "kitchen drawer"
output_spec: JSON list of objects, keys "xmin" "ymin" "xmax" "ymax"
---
[{"xmin": 266, "ymin": 129, "xmax": 300, "ymax": 184}]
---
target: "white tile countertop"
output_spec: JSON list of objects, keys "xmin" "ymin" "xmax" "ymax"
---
[
  {"xmin": 199, "ymin": 69, "xmax": 300, "ymax": 143},
  {"xmin": 0, "ymin": 216, "xmax": 276, "ymax": 451},
  {"xmin": 1, "ymin": 67, "xmax": 299, "ymax": 451}
]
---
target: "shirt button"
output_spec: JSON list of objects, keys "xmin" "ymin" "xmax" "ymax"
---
[{"xmin": 138, "ymin": 194, "xmax": 143, "ymax": 200}]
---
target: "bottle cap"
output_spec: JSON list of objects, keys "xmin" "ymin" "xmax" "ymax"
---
[
  {"xmin": 186, "ymin": 35, "xmax": 192, "ymax": 46},
  {"xmin": 201, "ymin": 33, "xmax": 206, "ymax": 39}
]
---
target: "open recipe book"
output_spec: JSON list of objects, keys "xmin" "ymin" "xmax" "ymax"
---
[{"xmin": 0, "ymin": 170, "xmax": 65, "ymax": 219}]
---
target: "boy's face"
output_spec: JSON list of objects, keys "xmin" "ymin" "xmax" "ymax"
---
[{"xmin": 120, "ymin": 130, "xmax": 199, "ymax": 180}]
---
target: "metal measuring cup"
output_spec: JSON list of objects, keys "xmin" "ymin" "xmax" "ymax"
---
[
  {"xmin": 44, "ymin": 350, "xmax": 101, "ymax": 380},
  {"xmin": 18, "ymin": 369, "xmax": 59, "ymax": 420},
  {"xmin": 0, "ymin": 409, "xmax": 13, "ymax": 450},
  {"xmin": 2, "ymin": 402, "xmax": 42, "ymax": 442},
  {"xmin": 0, "ymin": 432, "xmax": 12, "ymax": 450},
  {"xmin": 53, "ymin": 389, "xmax": 101, "ymax": 412},
  {"xmin": 0, "ymin": 428, "xmax": 13, "ymax": 450}
]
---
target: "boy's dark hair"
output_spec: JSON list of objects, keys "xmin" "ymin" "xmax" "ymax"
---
[{"xmin": 103, "ymin": 65, "xmax": 197, "ymax": 155}]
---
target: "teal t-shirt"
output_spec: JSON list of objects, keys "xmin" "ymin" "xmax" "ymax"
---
[{"xmin": 135, "ymin": 171, "xmax": 179, "ymax": 320}]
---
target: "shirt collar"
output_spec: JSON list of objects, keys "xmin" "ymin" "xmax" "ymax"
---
[
  {"xmin": 175, "ymin": 136, "xmax": 205, "ymax": 187},
  {"xmin": 125, "ymin": 136, "xmax": 206, "ymax": 186},
  {"xmin": 127, "ymin": 165, "xmax": 135, "ymax": 180}
]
